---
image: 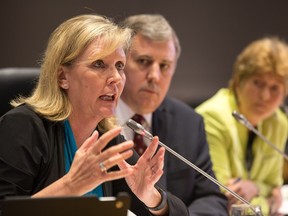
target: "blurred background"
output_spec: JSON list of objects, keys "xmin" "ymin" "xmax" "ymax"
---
[{"xmin": 1, "ymin": 0, "xmax": 288, "ymax": 107}]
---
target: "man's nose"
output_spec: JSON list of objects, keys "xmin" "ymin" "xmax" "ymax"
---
[{"xmin": 147, "ymin": 63, "xmax": 161, "ymax": 82}]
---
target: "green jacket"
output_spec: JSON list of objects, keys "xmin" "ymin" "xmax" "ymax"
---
[{"xmin": 196, "ymin": 88, "xmax": 288, "ymax": 215}]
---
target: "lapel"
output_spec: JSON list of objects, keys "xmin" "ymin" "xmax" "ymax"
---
[
  {"xmin": 152, "ymin": 98, "xmax": 173, "ymax": 187},
  {"xmin": 152, "ymin": 98, "xmax": 173, "ymax": 144}
]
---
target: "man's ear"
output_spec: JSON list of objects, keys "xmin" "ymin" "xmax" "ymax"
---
[{"xmin": 58, "ymin": 66, "xmax": 69, "ymax": 89}]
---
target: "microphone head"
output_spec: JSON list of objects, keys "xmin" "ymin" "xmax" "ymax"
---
[
  {"xmin": 126, "ymin": 119, "xmax": 145, "ymax": 136},
  {"xmin": 232, "ymin": 110, "xmax": 243, "ymax": 121},
  {"xmin": 232, "ymin": 110, "xmax": 254, "ymax": 130}
]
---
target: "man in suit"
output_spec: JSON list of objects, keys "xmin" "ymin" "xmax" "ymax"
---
[{"xmin": 116, "ymin": 14, "xmax": 228, "ymax": 215}]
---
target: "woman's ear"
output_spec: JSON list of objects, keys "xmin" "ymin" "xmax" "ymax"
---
[{"xmin": 58, "ymin": 66, "xmax": 69, "ymax": 89}]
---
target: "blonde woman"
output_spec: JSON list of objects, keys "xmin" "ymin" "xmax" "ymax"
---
[{"xmin": 0, "ymin": 14, "xmax": 188, "ymax": 216}]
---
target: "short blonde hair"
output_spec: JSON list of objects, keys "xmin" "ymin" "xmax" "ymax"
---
[
  {"xmin": 12, "ymin": 14, "xmax": 132, "ymax": 131},
  {"xmin": 229, "ymin": 37, "xmax": 288, "ymax": 95}
]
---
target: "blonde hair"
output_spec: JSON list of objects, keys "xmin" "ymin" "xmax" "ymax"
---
[
  {"xmin": 229, "ymin": 37, "xmax": 288, "ymax": 95},
  {"xmin": 11, "ymin": 14, "xmax": 132, "ymax": 132}
]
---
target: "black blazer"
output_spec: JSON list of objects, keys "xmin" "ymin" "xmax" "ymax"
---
[
  {"xmin": 152, "ymin": 97, "xmax": 228, "ymax": 215},
  {"xmin": 0, "ymin": 104, "xmax": 188, "ymax": 216}
]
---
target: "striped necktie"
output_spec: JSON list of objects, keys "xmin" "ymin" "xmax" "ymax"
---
[{"xmin": 132, "ymin": 114, "xmax": 147, "ymax": 155}]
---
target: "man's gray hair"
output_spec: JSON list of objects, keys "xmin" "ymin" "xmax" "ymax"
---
[{"xmin": 122, "ymin": 14, "xmax": 181, "ymax": 59}]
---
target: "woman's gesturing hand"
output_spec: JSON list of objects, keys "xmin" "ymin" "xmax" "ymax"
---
[
  {"xmin": 118, "ymin": 136, "xmax": 166, "ymax": 208},
  {"xmin": 65, "ymin": 127, "xmax": 134, "ymax": 195}
]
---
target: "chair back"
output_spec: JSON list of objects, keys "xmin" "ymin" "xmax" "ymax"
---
[{"xmin": 0, "ymin": 67, "xmax": 40, "ymax": 116}]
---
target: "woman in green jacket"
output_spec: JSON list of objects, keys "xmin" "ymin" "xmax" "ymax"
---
[{"xmin": 197, "ymin": 37, "xmax": 288, "ymax": 215}]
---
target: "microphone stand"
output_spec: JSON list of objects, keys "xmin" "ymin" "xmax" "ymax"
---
[
  {"xmin": 126, "ymin": 119, "xmax": 262, "ymax": 216},
  {"xmin": 232, "ymin": 110, "xmax": 288, "ymax": 161}
]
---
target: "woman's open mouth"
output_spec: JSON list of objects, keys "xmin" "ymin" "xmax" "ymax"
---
[{"xmin": 99, "ymin": 94, "xmax": 116, "ymax": 101}]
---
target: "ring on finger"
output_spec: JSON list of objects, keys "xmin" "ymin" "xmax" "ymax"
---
[{"xmin": 99, "ymin": 162, "xmax": 107, "ymax": 173}]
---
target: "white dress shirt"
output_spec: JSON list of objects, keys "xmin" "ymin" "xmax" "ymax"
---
[{"xmin": 115, "ymin": 99, "xmax": 152, "ymax": 146}]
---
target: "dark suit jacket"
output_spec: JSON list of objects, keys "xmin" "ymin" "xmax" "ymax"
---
[{"xmin": 152, "ymin": 97, "xmax": 228, "ymax": 215}]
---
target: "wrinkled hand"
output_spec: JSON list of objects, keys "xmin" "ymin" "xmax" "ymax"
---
[
  {"xmin": 226, "ymin": 178, "xmax": 259, "ymax": 205},
  {"xmin": 118, "ymin": 136, "xmax": 165, "ymax": 206},
  {"xmin": 65, "ymin": 127, "xmax": 134, "ymax": 195}
]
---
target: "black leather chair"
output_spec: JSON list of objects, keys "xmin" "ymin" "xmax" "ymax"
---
[{"xmin": 0, "ymin": 67, "xmax": 40, "ymax": 117}]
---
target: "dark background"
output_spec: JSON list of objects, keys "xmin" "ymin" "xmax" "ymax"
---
[{"xmin": 1, "ymin": 0, "xmax": 288, "ymax": 107}]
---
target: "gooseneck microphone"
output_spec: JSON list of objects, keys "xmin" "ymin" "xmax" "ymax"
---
[
  {"xmin": 232, "ymin": 110, "xmax": 288, "ymax": 161},
  {"xmin": 126, "ymin": 119, "xmax": 262, "ymax": 216}
]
